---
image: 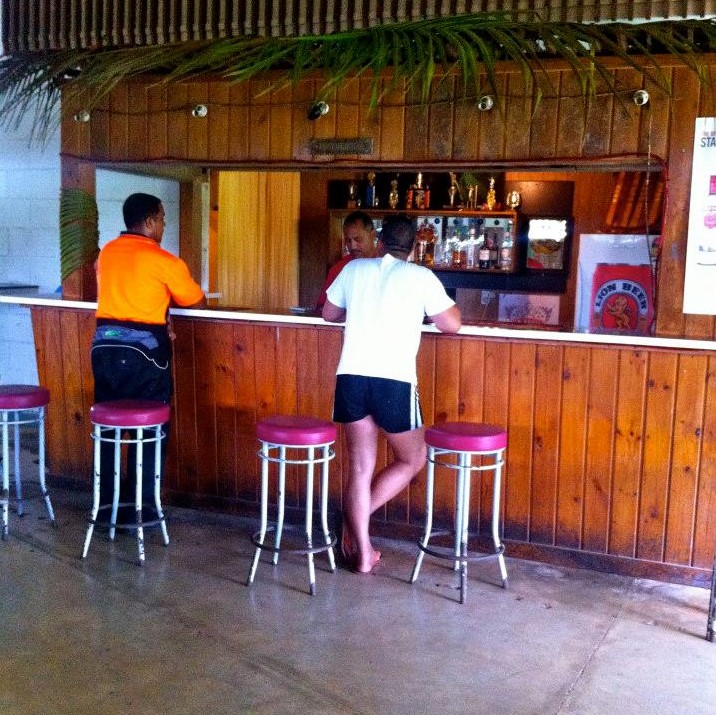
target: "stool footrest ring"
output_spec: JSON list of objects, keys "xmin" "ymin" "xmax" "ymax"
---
[
  {"xmin": 89, "ymin": 502, "xmax": 167, "ymax": 530},
  {"xmin": 251, "ymin": 525, "xmax": 336, "ymax": 556},
  {"xmin": 417, "ymin": 530, "xmax": 505, "ymax": 563}
]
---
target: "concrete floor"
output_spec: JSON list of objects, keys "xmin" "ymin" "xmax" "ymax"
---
[{"xmin": 3, "ymin": 478, "xmax": 716, "ymax": 715}]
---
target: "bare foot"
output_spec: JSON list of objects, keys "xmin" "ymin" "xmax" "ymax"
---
[{"xmin": 354, "ymin": 550, "xmax": 382, "ymax": 574}]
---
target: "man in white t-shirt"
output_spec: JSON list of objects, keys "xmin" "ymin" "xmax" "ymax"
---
[{"xmin": 323, "ymin": 214, "xmax": 462, "ymax": 573}]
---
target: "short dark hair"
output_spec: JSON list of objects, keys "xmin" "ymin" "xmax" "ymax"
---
[
  {"xmin": 123, "ymin": 193, "xmax": 162, "ymax": 230},
  {"xmin": 343, "ymin": 210, "xmax": 374, "ymax": 231},
  {"xmin": 380, "ymin": 214, "xmax": 415, "ymax": 255}
]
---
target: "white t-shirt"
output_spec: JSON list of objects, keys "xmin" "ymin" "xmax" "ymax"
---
[{"xmin": 326, "ymin": 254, "xmax": 456, "ymax": 384}]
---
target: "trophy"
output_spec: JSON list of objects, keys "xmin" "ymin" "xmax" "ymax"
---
[
  {"xmin": 389, "ymin": 178, "xmax": 399, "ymax": 209},
  {"xmin": 506, "ymin": 190, "xmax": 522, "ymax": 209},
  {"xmin": 486, "ymin": 176, "xmax": 497, "ymax": 211}
]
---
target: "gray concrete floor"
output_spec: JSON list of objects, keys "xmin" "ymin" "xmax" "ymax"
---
[{"xmin": 2, "ymin": 474, "xmax": 716, "ymax": 715}]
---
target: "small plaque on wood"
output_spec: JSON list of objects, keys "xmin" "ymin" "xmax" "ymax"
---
[{"xmin": 309, "ymin": 138, "xmax": 374, "ymax": 155}]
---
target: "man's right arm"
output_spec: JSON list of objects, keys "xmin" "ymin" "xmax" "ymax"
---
[
  {"xmin": 430, "ymin": 304, "xmax": 462, "ymax": 333},
  {"xmin": 322, "ymin": 299, "xmax": 346, "ymax": 323}
]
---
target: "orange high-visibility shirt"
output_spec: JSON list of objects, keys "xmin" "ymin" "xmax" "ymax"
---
[{"xmin": 96, "ymin": 233, "xmax": 204, "ymax": 325}]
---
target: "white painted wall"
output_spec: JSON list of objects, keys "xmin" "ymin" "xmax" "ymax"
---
[{"xmin": 0, "ymin": 115, "xmax": 180, "ymax": 385}]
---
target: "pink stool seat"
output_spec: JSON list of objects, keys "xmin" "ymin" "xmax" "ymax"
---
[
  {"xmin": 426, "ymin": 422, "xmax": 507, "ymax": 452},
  {"xmin": 257, "ymin": 415, "xmax": 337, "ymax": 446},
  {"xmin": 90, "ymin": 400, "xmax": 171, "ymax": 428},
  {"xmin": 0, "ymin": 385, "xmax": 50, "ymax": 410}
]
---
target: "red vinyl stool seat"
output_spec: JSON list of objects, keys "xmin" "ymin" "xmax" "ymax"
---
[
  {"xmin": 82, "ymin": 399, "xmax": 171, "ymax": 565},
  {"xmin": 410, "ymin": 422, "xmax": 508, "ymax": 603},
  {"xmin": 247, "ymin": 415, "xmax": 338, "ymax": 595},
  {"xmin": 0, "ymin": 385, "xmax": 55, "ymax": 538}
]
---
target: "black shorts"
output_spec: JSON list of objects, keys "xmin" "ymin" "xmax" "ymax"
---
[{"xmin": 333, "ymin": 374, "xmax": 423, "ymax": 434}]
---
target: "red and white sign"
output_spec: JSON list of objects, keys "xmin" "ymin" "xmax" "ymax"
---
[{"xmin": 590, "ymin": 264, "xmax": 654, "ymax": 334}]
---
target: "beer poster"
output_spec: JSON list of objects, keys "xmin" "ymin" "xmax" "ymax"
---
[{"xmin": 683, "ymin": 117, "xmax": 716, "ymax": 314}]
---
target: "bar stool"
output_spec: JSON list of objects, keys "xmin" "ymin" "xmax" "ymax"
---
[
  {"xmin": 410, "ymin": 422, "xmax": 508, "ymax": 604},
  {"xmin": 247, "ymin": 415, "xmax": 338, "ymax": 595},
  {"xmin": 82, "ymin": 399, "xmax": 170, "ymax": 565},
  {"xmin": 0, "ymin": 384, "xmax": 56, "ymax": 538}
]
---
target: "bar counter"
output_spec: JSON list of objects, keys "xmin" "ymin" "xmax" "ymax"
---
[{"xmin": 4, "ymin": 293, "xmax": 716, "ymax": 586}]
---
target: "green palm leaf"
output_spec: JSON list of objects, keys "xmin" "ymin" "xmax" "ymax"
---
[{"xmin": 59, "ymin": 188, "xmax": 99, "ymax": 281}]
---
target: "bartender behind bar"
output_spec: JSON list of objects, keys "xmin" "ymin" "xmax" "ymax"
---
[{"xmin": 315, "ymin": 210, "xmax": 378, "ymax": 311}]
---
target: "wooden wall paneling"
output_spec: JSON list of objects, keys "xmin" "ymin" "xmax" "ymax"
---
[
  {"xmin": 457, "ymin": 337, "xmax": 485, "ymax": 421},
  {"xmin": 58, "ymin": 309, "xmax": 93, "ymax": 476},
  {"xmin": 428, "ymin": 73, "xmax": 454, "ymax": 160},
  {"xmin": 108, "ymin": 80, "xmax": 129, "ymax": 160},
  {"xmin": 480, "ymin": 340, "xmax": 511, "ymax": 536},
  {"xmin": 60, "ymin": 88, "xmax": 91, "ymax": 157},
  {"xmin": 555, "ymin": 345, "xmax": 590, "ymax": 549},
  {"xmin": 146, "ymin": 81, "xmax": 168, "ymax": 160},
  {"xmin": 358, "ymin": 77, "xmax": 381, "ymax": 156},
  {"xmin": 207, "ymin": 81, "xmax": 230, "ymax": 161},
  {"xmin": 477, "ymin": 72, "xmax": 507, "ymax": 162},
  {"xmin": 409, "ymin": 335, "xmax": 435, "ymax": 525},
  {"xmin": 640, "ymin": 68, "xmax": 671, "ymax": 162},
  {"xmin": 228, "ymin": 81, "xmax": 250, "ymax": 161},
  {"xmin": 334, "ymin": 77, "xmax": 361, "ymax": 146},
  {"xmin": 528, "ymin": 343, "xmax": 563, "ymax": 544},
  {"xmin": 653, "ymin": 67, "xmax": 697, "ymax": 338},
  {"xmin": 192, "ymin": 320, "xmax": 221, "ymax": 495},
  {"xmin": 607, "ymin": 68, "xmax": 642, "ymax": 156},
  {"xmin": 580, "ymin": 72, "xmax": 614, "ymax": 157},
  {"xmin": 169, "ymin": 317, "xmax": 198, "ymax": 496},
  {"xmin": 378, "ymin": 78, "xmax": 406, "ymax": 162},
  {"xmin": 637, "ymin": 350, "xmax": 678, "ymax": 561},
  {"xmin": 504, "ymin": 341, "xmax": 536, "ymax": 542},
  {"xmin": 31, "ymin": 309, "xmax": 67, "ymax": 478},
  {"xmin": 298, "ymin": 170, "xmax": 332, "ymax": 308},
  {"xmin": 89, "ymin": 95, "xmax": 111, "ymax": 161},
  {"xmin": 216, "ymin": 171, "xmax": 262, "ymax": 308},
  {"xmin": 187, "ymin": 82, "xmax": 210, "ymax": 161},
  {"xmin": 126, "ymin": 80, "xmax": 148, "ymax": 159},
  {"xmin": 554, "ymin": 72, "xmax": 588, "ymax": 160},
  {"xmin": 231, "ymin": 322, "xmax": 260, "ymax": 502},
  {"xmin": 261, "ymin": 172, "xmax": 300, "ymax": 310},
  {"xmin": 664, "ymin": 352, "xmax": 708, "ymax": 565},
  {"xmin": 402, "ymin": 83, "xmax": 430, "ymax": 162},
  {"xmin": 452, "ymin": 79, "xmax": 480, "ymax": 161},
  {"xmin": 166, "ymin": 81, "xmax": 189, "ymax": 159},
  {"xmin": 582, "ymin": 347, "xmax": 618, "ymax": 553},
  {"xmin": 248, "ymin": 78, "xmax": 272, "ymax": 161},
  {"xmin": 692, "ymin": 353, "xmax": 716, "ymax": 568},
  {"xmin": 178, "ymin": 180, "xmax": 203, "ymax": 283},
  {"xmin": 609, "ymin": 349, "xmax": 648, "ymax": 558},
  {"xmin": 291, "ymin": 78, "xmax": 315, "ymax": 163},
  {"xmin": 529, "ymin": 71, "xmax": 561, "ymax": 159},
  {"xmin": 503, "ymin": 71, "xmax": 533, "ymax": 161},
  {"xmin": 269, "ymin": 83, "xmax": 293, "ymax": 161}
]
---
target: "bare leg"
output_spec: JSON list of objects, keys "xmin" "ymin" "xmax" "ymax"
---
[
  {"xmin": 370, "ymin": 426, "xmax": 427, "ymax": 515},
  {"xmin": 343, "ymin": 416, "xmax": 382, "ymax": 572}
]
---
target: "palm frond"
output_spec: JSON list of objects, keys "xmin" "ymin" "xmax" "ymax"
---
[{"xmin": 59, "ymin": 188, "xmax": 99, "ymax": 281}]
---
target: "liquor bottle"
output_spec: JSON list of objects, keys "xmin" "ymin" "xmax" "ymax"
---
[
  {"xmin": 499, "ymin": 233, "xmax": 514, "ymax": 271},
  {"xmin": 488, "ymin": 231, "xmax": 498, "ymax": 266},
  {"xmin": 414, "ymin": 172, "xmax": 427, "ymax": 209},
  {"xmin": 433, "ymin": 230, "xmax": 445, "ymax": 266},
  {"xmin": 465, "ymin": 226, "xmax": 477, "ymax": 268},
  {"xmin": 478, "ymin": 228, "xmax": 491, "ymax": 269}
]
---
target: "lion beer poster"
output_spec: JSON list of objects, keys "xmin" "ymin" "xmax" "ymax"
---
[
  {"xmin": 589, "ymin": 264, "xmax": 654, "ymax": 334},
  {"xmin": 684, "ymin": 117, "xmax": 716, "ymax": 314},
  {"xmin": 574, "ymin": 233, "xmax": 654, "ymax": 333}
]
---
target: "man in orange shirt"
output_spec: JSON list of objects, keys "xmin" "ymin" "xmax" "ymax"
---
[
  {"xmin": 315, "ymin": 211, "xmax": 378, "ymax": 311},
  {"xmin": 91, "ymin": 193, "xmax": 206, "ymax": 519}
]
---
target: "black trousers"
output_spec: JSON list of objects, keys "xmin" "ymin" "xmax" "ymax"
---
[{"xmin": 91, "ymin": 335, "xmax": 172, "ymax": 509}]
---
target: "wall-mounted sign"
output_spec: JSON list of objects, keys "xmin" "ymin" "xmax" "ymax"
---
[{"xmin": 683, "ymin": 117, "xmax": 716, "ymax": 314}]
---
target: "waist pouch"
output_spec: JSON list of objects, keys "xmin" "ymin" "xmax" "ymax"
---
[{"xmin": 93, "ymin": 325, "xmax": 160, "ymax": 351}]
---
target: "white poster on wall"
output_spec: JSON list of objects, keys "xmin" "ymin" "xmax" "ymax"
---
[{"xmin": 683, "ymin": 117, "xmax": 716, "ymax": 314}]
